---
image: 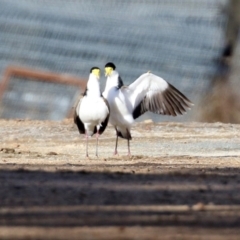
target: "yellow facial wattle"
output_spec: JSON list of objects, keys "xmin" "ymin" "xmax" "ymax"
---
[
  {"xmin": 105, "ymin": 67, "xmax": 113, "ymax": 77},
  {"xmin": 92, "ymin": 68, "xmax": 100, "ymax": 78}
]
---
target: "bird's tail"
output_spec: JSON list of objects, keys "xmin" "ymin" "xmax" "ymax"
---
[{"xmin": 116, "ymin": 128, "xmax": 132, "ymax": 140}]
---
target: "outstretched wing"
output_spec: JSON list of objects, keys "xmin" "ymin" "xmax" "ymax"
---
[{"xmin": 125, "ymin": 72, "xmax": 193, "ymax": 119}]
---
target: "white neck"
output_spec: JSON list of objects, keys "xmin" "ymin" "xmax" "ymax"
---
[
  {"xmin": 86, "ymin": 73, "xmax": 101, "ymax": 98},
  {"xmin": 104, "ymin": 70, "xmax": 120, "ymax": 92}
]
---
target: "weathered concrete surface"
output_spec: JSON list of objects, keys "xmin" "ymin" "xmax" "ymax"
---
[{"xmin": 0, "ymin": 119, "xmax": 240, "ymax": 239}]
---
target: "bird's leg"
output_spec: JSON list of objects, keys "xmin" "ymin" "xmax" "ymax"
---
[
  {"xmin": 95, "ymin": 131, "xmax": 99, "ymax": 157},
  {"xmin": 114, "ymin": 132, "xmax": 119, "ymax": 155},
  {"xmin": 127, "ymin": 139, "xmax": 131, "ymax": 156},
  {"xmin": 85, "ymin": 133, "xmax": 89, "ymax": 158}
]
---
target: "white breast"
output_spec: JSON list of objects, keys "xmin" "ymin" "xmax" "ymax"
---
[
  {"xmin": 105, "ymin": 88, "xmax": 134, "ymax": 128},
  {"xmin": 79, "ymin": 97, "xmax": 108, "ymax": 124}
]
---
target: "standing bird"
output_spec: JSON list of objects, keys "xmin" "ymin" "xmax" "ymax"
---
[
  {"xmin": 74, "ymin": 67, "xmax": 110, "ymax": 158},
  {"xmin": 103, "ymin": 62, "xmax": 193, "ymax": 156}
]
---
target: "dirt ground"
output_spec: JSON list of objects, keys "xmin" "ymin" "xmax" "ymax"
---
[{"xmin": 0, "ymin": 119, "xmax": 240, "ymax": 240}]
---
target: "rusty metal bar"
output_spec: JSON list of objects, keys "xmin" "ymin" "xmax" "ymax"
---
[{"xmin": 0, "ymin": 65, "xmax": 87, "ymax": 119}]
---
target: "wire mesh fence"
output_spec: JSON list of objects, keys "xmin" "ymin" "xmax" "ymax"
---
[
  {"xmin": 0, "ymin": 0, "xmax": 238, "ymax": 121},
  {"xmin": 0, "ymin": 66, "xmax": 86, "ymax": 120},
  {"xmin": 1, "ymin": 77, "xmax": 80, "ymax": 120}
]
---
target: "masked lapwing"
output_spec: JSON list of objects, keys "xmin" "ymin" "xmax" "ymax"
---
[
  {"xmin": 103, "ymin": 62, "xmax": 193, "ymax": 156},
  {"xmin": 74, "ymin": 67, "xmax": 110, "ymax": 158}
]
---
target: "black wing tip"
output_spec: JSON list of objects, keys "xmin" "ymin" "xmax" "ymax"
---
[
  {"xmin": 74, "ymin": 115, "xmax": 85, "ymax": 134},
  {"xmin": 98, "ymin": 114, "xmax": 110, "ymax": 135},
  {"xmin": 132, "ymin": 83, "xmax": 193, "ymax": 118},
  {"xmin": 98, "ymin": 98, "xmax": 110, "ymax": 135},
  {"xmin": 168, "ymin": 83, "xmax": 193, "ymax": 103},
  {"xmin": 132, "ymin": 102, "xmax": 145, "ymax": 119}
]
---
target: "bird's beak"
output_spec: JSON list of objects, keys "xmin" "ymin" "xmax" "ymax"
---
[
  {"xmin": 92, "ymin": 69, "xmax": 100, "ymax": 78},
  {"xmin": 105, "ymin": 67, "xmax": 113, "ymax": 77}
]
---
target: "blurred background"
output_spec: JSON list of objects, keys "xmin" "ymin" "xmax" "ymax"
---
[{"xmin": 0, "ymin": 0, "xmax": 239, "ymax": 122}]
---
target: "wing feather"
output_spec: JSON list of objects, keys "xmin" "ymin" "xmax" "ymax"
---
[
  {"xmin": 73, "ymin": 95, "xmax": 85, "ymax": 134},
  {"xmin": 163, "ymin": 93, "xmax": 177, "ymax": 116},
  {"xmin": 167, "ymin": 93, "xmax": 184, "ymax": 115},
  {"xmin": 124, "ymin": 72, "xmax": 193, "ymax": 119},
  {"xmin": 168, "ymin": 84, "xmax": 192, "ymax": 109},
  {"xmin": 98, "ymin": 97, "xmax": 110, "ymax": 135},
  {"xmin": 166, "ymin": 86, "xmax": 190, "ymax": 114}
]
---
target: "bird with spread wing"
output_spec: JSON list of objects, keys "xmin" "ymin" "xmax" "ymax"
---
[{"xmin": 103, "ymin": 62, "xmax": 193, "ymax": 156}]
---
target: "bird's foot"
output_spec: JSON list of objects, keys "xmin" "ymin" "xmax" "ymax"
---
[{"xmin": 113, "ymin": 151, "xmax": 119, "ymax": 156}]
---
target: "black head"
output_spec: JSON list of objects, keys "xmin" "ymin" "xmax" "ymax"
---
[
  {"xmin": 90, "ymin": 66, "xmax": 100, "ymax": 73},
  {"xmin": 105, "ymin": 62, "xmax": 116, "ymax": 70}
]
